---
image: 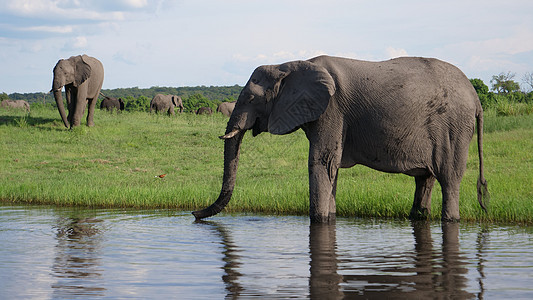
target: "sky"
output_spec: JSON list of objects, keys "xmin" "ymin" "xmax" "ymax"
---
[{"xmin": 1, "ymin": 0, "xmax": 533, "ymax": 94}]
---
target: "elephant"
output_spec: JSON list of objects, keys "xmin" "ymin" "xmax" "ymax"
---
[
  {"xmin": 1, "ymin": 99, "xmax": 30, "ymax": 112},
  {"xmin": 100, "ymin": 96, "xmax": 124, "ymax": 112},
  {"xmin": 51, "ymin": 55, "xmax": 104, "ymax": 128},
  {"xmin": 196, "ymin": 106, "xmax": 213, "ymax": 115},
  {"xmin": 217, "ymin": 101, "xmax": 236, "ymax": 117},
  {"xmin": 150, "ymin": 94, "xmax": 183, "ymax": 115},
  {"xmin": 193, "ymin": 55, "xmax": 489, "ymax": 223}
]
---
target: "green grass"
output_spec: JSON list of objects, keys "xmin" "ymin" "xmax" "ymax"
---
[{"xmin": 1, "ymin": 106, "xmax": 532, "ymax": 224}]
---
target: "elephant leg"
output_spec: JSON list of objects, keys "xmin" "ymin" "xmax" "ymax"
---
[
  {"xmin": 440, "ymin": 180, "xmax": 461, "ymax": 222},
  {"xmin": 72, "ymin": 86, "xmax": 88, "ymax": 127},
  {"xmin": 409, "ymin": 175, "xmax": 436, "ymax": 220},
  {"xmin": 66, "ymin": 88, "xmax": 74, "ymax": 125},
  {"xmin": 308, "ymin": 142, "xmax": 342, "ymax": 224},
  {"xmin": 86, "ymin": 98, "xmax": 97, "ymax": 126}
]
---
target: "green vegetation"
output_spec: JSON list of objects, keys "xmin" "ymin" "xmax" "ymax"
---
[{"xmin": 1, "ymin": 105, "xmax": 532, "ymax": 224}]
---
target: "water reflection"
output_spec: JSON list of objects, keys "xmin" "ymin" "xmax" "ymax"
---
[
  {"xmin": 202, "ymin": 219, "xmax": 477, "ymax": 299},
  {"xmin": 51, "ymin": 214, "xmax": 105, "ymax": 298},
  {"xmin": 197, "ymin": 220, "xmax": 244, "ymax": 299},
  {"xmin": 309, "ymin": 222, "xmax": 343, "ymax": 299},
  {"xmin": 475, "ymin": 225, "xmax": 490, "ymax": 298},
  {"xmin": 2, "ymin": 206, "xmax": 530, "ymax": 298},
  {"xmin": 330, "ymin": 221, "xmax": 474, "ymax": 299}
]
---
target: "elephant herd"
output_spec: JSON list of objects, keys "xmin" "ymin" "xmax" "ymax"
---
[
  {"xmin": 44, "ymin": 53, "xmax": 489, "ymax": 224},
  {"xmin": 47, "ymin": 54, "xmax": 235, "ymax": 125}
]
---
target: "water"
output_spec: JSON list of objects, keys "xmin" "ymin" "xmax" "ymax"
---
[{"xmin": 0, "ymin": 205, "xmax": 532, "ymax": 299}]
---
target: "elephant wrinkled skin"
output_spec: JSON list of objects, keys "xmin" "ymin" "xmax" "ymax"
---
[
  {"xmin": 51, "ymin": 55, "xmax": 104, "ymax": 128},
  {"xmin": 150, "ymin": 94, "xmax": 183, "ymax": 115},
  {"xmin": 193, "ymin": 55, "xmax": 489, "ymax": 223},
  {"xmin": 1, "ymin": 99, "xmax": 30, "ymax": 112}
]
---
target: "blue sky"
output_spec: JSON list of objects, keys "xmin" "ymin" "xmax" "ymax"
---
[{"xmin": 1, "ymin": 0, "xmax": 532, "ymax": 93}]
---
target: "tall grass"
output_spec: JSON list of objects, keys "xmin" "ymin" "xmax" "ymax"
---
[{"xmin": 1, "ymin": 106, "xmax": 532, "ymax": 223}]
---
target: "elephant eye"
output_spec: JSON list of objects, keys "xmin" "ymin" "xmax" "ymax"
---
[{"xmin": 251, "ymin": 78, "xmax": 259, "ymax": 84}]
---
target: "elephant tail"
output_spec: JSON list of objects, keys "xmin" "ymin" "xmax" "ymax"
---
[{"xmin": 476, "ymin": 109, "xmax": 489, "ymax": 212}]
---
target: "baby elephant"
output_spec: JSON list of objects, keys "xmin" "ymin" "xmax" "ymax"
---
[
  {"xmin": 100, "ymin": 96, "xmax": 125, "ymax": 113},
  {"xmin": 196, "ymin": 107, "xmax": 213, "ymax": 115}
]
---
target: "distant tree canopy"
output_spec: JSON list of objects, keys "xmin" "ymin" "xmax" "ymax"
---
[
  {"xmin": 491, "ymin": 72, "xmax": 520, "ymax": 94},
  {"xmin": 0, "ymin": 92, "xmax": 9, "ymax": 101},
  {"xmin": 470, "ymin": 77, "xmax": 533, "ymax": 109}
]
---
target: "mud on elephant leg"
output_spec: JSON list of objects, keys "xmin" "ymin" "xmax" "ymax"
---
[
  {"xmin": 307, "ymin": 138, "xmax": 342, "ymax": 223},
  {"xmin": 410, "ymin": 175, "xmax": 436, "ymax": 220},
  {"xmin": 440, "ymin": 181, "xmax": 461, "ymax": 222}
]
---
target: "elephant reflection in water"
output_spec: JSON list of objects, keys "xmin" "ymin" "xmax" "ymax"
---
[
  {"xmin": 316, "ymin": 221, "xmax": 474, "ymax": 299},
  {"xmin": 204, "ymin": 219, "xmax": 479, "ymax": 298},
  {"xmin": 51, "ymin": 216, "xmax": 105, "ymax": 298},
  {"xmin": 197, "ymin": 221, "xmax": 243, "ymax": 298}
]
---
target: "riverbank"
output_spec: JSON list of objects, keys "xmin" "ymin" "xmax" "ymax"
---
[{"xmin": 1, "ymin": 107, "xmax": 532, "ymax": 223}]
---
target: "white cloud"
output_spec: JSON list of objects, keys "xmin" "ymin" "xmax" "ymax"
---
[
  {"xmin": 386, "ymin": 47, "xmax": 409, "ymax": 59},
  {"xmin": 121, "ymin": 0, "xmax": 148, "ymax": 9},
  {"xmin": 73, "ymin": 36, "xmax": 87, "ymax": 48},
  {"xmin": 19, "ymin": 25, "xmax": 74, "ymax": 34},
  {"xmin": 4, "ymin": 0, "xmax": 125, "ymax": 21}
]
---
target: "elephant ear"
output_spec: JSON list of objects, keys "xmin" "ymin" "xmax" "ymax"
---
[
  {"xmin": 74, "ymin": 55, "xmax": 92, "ymax": 87},
  {"xmin": 268, "ymin": 61, "xmax": 336, "ymax": 135}
]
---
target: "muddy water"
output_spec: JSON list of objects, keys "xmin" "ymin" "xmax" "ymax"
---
[{"xmin": 0, "ymin": 205, "xmax": 531, "ymax": 299}]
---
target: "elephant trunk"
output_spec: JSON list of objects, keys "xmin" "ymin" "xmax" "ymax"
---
[
  {"xmin": 192, "ymin": 128, "xmax": 245, "ymax": 220},
  {"xmin": 53, "ymin": 88, "xmax": 69, "ymax": 128}
]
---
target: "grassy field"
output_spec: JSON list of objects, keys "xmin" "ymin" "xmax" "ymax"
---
[{"xmin": 1, "ymin": 106, "xmax": 532, "ymax": 224}]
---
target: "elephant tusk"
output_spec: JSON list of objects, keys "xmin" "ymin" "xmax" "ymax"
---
[{"xmin": 219, "ymin": 129, "xmax": 241, "ymax": 139}]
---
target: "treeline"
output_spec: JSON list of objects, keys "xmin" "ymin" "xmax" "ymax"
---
[
  {"xmin": 4, "ymin": 75, "xmax": 533, "ymax": 115},
  {"xmin": 470, "ymin": 76, "xmax": 533, "ymax": 115},
  {"xmin": 3, "ymin": 85, "xmax": 243, "ymax": 113}
]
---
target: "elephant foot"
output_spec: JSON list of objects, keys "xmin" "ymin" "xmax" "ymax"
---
[
  {"xmin": 441, "ymin": 217, "xmax": 461, "ymax": 223},
  {"xmin": 409, "ymin": 207, "xmax": 430, "ymax": 220},
  {"xmin": 310, "ymin": 212, "xmax": 336, "ymax": 224}
]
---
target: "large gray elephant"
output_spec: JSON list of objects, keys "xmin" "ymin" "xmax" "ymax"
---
[
  {"xmin": 51, "ymin": 55, "xmax": 104, "ymax": 128},
  {"xmin": 217, "ymin": 101, "xmax": 236, "ymax": 117},
  {"xmin": 1, "ymin": 99, "xmax": 30, "ymax": 112},
  {"xmin": 150, "ymin": 94, "xmax": 183, "ymax": 115},
  {"xmin": 193, "ymin": 55, "xmax": 489, "ymax": 223}
]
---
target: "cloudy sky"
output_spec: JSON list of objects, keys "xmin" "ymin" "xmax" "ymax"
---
[{"xmin": 1, "ymin": 0, "xmax": 532, "ymax": 94}]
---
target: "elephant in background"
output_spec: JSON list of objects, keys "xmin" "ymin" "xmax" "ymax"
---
[
  {"xmin": 217, "ymin": 101, "xmax": 236, "ymax": 117},
  {"xmin": 196, "ymin": 107, "xmax": 213, "ymax": 115},
  {"xmin": 51, "ymin": 55, "xmax": 104, "ymax": 128},
  {"xmin": 150, "ymin": 94, "xmax": 183, "ymax": 115},
  {"xmin": 193, "ymin": 55, "xmax": 489, "ymax": 223},
  {"xmin": 100, "ymin": 96, "xmax": 124, "ymax": 112},
  {"xmin": 1, "ymin": 99, "xmax": 30, "ymax": 112}
]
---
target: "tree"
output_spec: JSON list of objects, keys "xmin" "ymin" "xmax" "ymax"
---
[
  {"xmin": 470, "ymin": 78, "xmax": 489, "ymax": 95},
  {"xmin": 523, "ymin": 72, "xmax": 533, "ymax": 92},
  {"xmin": 470, "ymin": 78, "xmax": 494, "ymax": 108},
  {"xmin": 491, "ymin": 72, "xmax": 520, "ymax": 94},
  {"xmin": 0, "ymin": 92, "xmax": 8, "ymax": 101}
]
